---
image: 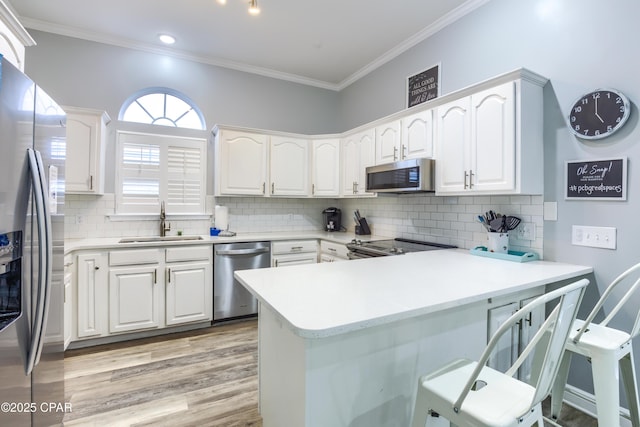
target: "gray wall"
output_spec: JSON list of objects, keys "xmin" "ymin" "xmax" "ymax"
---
[
  {"xmin": 25, "ymin": 31, "xmax": 342, "ymax": 193},
  {"xmin": 339, "ymin": 0, "xmax": 640, "ymax": 403},
  {"xmin": 24, "ymin": 0, "xmax": 640, "ymax": 408}
]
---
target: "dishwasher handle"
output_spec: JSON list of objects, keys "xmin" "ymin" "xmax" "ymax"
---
[{"xmin": 215, "ymin": 247, "xmax": 270, "ymax": 256}]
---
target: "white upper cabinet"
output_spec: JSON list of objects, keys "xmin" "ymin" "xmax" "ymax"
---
[
  {"xmin": 270, "ymin": 136, "xmax": 310, "ymax": 196},
  {"xmin": 435, "ymin": 97, "xmax": 472, "ymax": 193},
  {"xmin": 213, "ymin": 68, "xmax": 546, "ymax": 198},
  {"xmin": 376, "ymin": 111, "xmax": 433, "ymax": 164},
  {"xmin": 64, "ymin": 106, "xmax": 111, "ymax": 194},
  {"xmin": 436, "ymin": 83, "xmax": 515, "ymax": 194},
  {"xmin": 342, "ymin": 129, "xmax": 376, "ymax": 197},
  {"xmin": 311, "ymin": 138, "xmax": 340, "ymax": 197},
  {"xmin": 401, "ymin": 109, "xmax": 434, "ymax": 160},
  {"xmin": 435, "ymin": 71, "xmax": 545, "ymax": 195},
  {"xmin": 375, "ymin": 120, "xmax": 402, "ymax": 164},
  {"xmin": 471, "ymin": 82, "xmax": 516, "ymax": 192},
  {"xmin": 216, "ymin": 128, "xmax": 269, "ymax": 196},
  {"xmin": 0, "ymin": 5, "xmax": 34, "ymax": 71}
]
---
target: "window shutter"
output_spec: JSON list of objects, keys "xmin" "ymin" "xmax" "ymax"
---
[
  {"xmin": 166, "ymin": 143, "xmax": 205, "ymax": 214},
  {"xmin": 116, "ymin": 131, "xmax": 206, "ymax": 214}
]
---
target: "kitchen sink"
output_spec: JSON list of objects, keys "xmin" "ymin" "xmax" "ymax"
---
[{"xmin": 118, "ymin": 235, "xmax": 204, "ymax": 243}]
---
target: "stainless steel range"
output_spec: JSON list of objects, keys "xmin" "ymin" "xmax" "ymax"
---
[{"xmin": 346, "ymin": 238, "xmax": 457, "ymax": 259}]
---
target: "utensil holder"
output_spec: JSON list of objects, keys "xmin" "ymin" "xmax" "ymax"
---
[{"xmin": 487, "ymin": 232, "xmax": 509, "ymax": 253}]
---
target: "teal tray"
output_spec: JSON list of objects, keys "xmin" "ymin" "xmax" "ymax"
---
[{"xmin": 470, "ymin": 246, "xmax": 539, "ymax": 263}]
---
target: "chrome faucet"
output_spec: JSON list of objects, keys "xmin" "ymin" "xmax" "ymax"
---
[{"xmin": 160, "ymin": 201, "xmax": 171, "ymax": 237}]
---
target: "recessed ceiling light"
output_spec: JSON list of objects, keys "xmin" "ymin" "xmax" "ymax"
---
[{"xmin": 158, "ymin": 34, "xmax": 176, "ymax": 45}]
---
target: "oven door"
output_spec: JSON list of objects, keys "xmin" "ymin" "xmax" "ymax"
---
[{"xmin": 346, "ymin": 250, "xmax": 387, "ymax": 260}]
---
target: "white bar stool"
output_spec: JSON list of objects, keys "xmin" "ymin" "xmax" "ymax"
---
[
  {"xmin": 551, "ymin": 263, "xmax": 640, "ymax": 427},
  {"xmin": 411, "ymin": 278, "xmax": 589, "ymax": 427}
]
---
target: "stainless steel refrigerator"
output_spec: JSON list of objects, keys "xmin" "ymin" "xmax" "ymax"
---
[{"xmin": 0, "ymin": 57, "xmax": 65, "ymax": 426}]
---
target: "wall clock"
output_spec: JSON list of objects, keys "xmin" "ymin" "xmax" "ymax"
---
[{"xmin": 568, "ymin": 88, "xmax": 630, "ymax": 140}]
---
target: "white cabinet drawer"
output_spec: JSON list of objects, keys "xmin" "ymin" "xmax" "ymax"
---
[
  {"xmin": 165, "ymin": 245, "xmax": 212, "ymax": 263},
  {"xmin": 320, "ymin": 240, "xmax": 349, "ymax": 258},
  {"xmin": 271, "ymin": 239, "xmax": 318, "ymax": 254},
  {"xmin": 109, "ymin": 249, "xmax": 162, "ymax": 266},
  {"xmin": 272, "ymin": 253, "xmax": 318, "ymax": 267}
]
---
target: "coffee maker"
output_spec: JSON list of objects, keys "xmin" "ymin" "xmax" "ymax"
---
[{"xmin": 322, "ymin": 207, "xmax": 341, "ymax": 232}]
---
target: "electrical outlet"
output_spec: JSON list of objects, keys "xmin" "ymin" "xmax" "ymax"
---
[
  {"xmin": 517, "ymin": 222, "xmax": 535, "ymax": 240},
  {"xmin": 571, "ymin": 225, "xmax": 616, "ymax": 249},
  {"xmin": 76, "ymin": 215, "xmax": 84, "ymax": 225}
]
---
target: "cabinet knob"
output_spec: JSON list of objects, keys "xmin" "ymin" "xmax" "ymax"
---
[{"xmin": 94, "ymin": 266, "xmax": 99, "ymax": 270}]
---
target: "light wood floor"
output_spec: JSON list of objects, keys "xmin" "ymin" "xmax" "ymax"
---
[
  {"xmin": 63, "ymin": 320, "xmax": 262, "ymax": 426},
  {"xmin": 63, "ymin": 320, "xmax": 597, "ymax": 427}
]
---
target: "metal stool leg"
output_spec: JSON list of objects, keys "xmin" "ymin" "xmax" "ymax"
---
[
  {"xmin": 550, "ymin": 351, "xmax": 572, "ymax": 420},
  {"xmin": 591, "ymin": 352, "xmax": 622, "ymax": 427},
  {"xmin": 411, "ymin": 383, "xmax": 430, "ymax": 427},
  {"xmin": 620, "ymin": 348, "xmax": 640, "ymax": 427}
]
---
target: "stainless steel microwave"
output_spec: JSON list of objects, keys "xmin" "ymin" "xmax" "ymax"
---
[{"xmin": 365, "ymin": 158, "xmax": 435, "ymax": 193}]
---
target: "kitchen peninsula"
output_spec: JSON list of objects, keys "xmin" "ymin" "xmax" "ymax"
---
[{"xmin": 235, "ymin": 249, "xmax": 592, "ymax": 427}]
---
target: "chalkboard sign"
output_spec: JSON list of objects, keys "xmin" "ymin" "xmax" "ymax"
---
[
  {"xmin": 565, "ymin": 157, "xmax": 627, "ymax": 200},
  {"xmin": 407, "ymin": 64, "xmax": 440, "ymax": 108}
]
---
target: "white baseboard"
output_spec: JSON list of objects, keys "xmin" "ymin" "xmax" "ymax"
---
[{"xmin": 563, "ymin": 384, "xmax": 632, "ymax": 427}]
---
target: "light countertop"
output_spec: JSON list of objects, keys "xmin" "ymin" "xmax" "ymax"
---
[
  {"xmin": 235, "ymin": 249, "xmax": 593, "ymax": 338},
  {"xmin": 64, "ymin": 230, "xmax": 382, "ymax": 253}
]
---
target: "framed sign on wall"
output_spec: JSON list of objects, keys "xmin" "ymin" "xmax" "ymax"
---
[
  {"xmin": 407, "ymin": 63, "xmax": 440, "ymax": 108},
  {"xmin": 565, "ymin": 157, "xmax": 627, "ymax": 200}
]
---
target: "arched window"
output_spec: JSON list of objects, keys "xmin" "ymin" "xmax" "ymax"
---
[
  {"xmin": 119, "ymin": 87, "xmax": 206, "ymax": 130},
  {"xmin": 116, "ymin": 88, "xmax": 207, "ymax": 214}
]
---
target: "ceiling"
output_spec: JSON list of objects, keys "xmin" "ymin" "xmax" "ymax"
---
[{"xmin": 10, "ymin": 0, "xmax": 489, "ymax": 90}]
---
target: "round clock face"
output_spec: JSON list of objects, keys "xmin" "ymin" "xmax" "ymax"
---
[{"xmin": 568, "ymin": 89, "xmax": 630, "ymax": 140}]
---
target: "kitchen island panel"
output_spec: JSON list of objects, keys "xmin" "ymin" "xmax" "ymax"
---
[{"xmin": 259, "ymin": 288, "xmax": 542, "ymax": 427}]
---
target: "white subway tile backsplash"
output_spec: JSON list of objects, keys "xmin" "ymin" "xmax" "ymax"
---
[{"xmin": 65, "ymin": 192, "xmax": 544, "ymax": 257}]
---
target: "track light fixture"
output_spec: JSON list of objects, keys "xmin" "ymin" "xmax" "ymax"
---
[
  {"xmin": 216, "ymin": 0, "xmax": 261, "ymax": 16},
  {"xmin": 248, "ymin": 0, "xmax": 260, "ymax": 15}
]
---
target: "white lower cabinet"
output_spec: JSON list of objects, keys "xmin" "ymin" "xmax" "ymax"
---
[
  {"xmin": 108, "ymin": 248, "xmax": 163, "ymax": 334},
  {"xmin": 165, "ymin": 246, "xmax": 213, "ymax": 326},
  {"xmin": 109, "ymin": 264, "xmax": 162, "ymax": 333},
  {"xmin": 71, "ymin": 244, "xmax": 213, "ymax": 344},
  {"xmin": 271, "ymin": 240, "xmax": 318, "ymax": 267},
  {"xmin": 487, "ymin": 291, "xmax": 544, "ymax": 381},
  {"xmin": 63, "ymin": 255, "xmax": 74, "ymax": 350},
  {"xmin": 76, "ymin": 252, "xmax": 108, "ymax": 338},
  {"xmin": 319, "ymin": 240, "xmax": 349, "ymax": 262}
]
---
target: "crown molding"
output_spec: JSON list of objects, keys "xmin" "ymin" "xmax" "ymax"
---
[
  {"xmin": 0, "ymin": 0, "xmax": 35, "ymax": 46},
  {"xmin": 336, "ymin": 0, "xmax": 491, "ymax": 90},
  {"xmin": 21, "ymin": 0, "xmax": 490, "ymax": 92}
]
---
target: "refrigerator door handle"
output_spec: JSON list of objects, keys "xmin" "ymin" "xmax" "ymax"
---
[{"xmin": 25, "ymin": 148, "xmax": 52, "ymax": 375}]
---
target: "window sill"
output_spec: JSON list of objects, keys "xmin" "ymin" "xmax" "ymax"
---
[{"xmin": 107, "ymin": 214, "xmax": 211, "ymax": 222}]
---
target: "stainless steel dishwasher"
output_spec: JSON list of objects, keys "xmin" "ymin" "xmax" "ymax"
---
[{"xmin": 213, "ymin": 241, "xmax": 270, "ymax": 322}]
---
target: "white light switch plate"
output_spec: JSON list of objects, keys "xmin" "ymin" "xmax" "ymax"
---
[{"xmin": 571, "ymin": 225, "xmax": 616, "ymax": 249}]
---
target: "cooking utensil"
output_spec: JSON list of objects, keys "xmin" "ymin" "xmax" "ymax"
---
[
  {"xmin": 505, "ymin": 216, "xmax": 521, "ymax": 231},
  {"xmin": 477, "ymin": 215, "xmax": 491, "ymax": 231},
  {"xmin": 489, "ymin": 217, "xmax": 507, "ymax": 233},
  {"xmin": 488, "ymin": 215, "xmax": 522, "ymax": 232}
]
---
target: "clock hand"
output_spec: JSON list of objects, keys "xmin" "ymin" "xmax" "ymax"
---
[{"xmin": 594, "ymin": 96, "xmax": 605, "ymax": 123}]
